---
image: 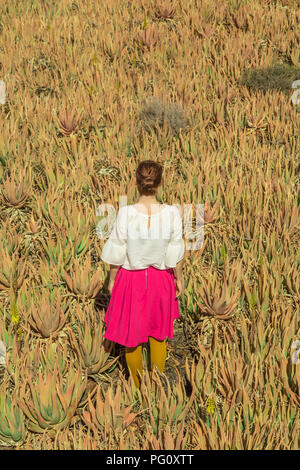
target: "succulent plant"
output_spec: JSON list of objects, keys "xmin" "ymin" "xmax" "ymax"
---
[
  {"xmin": 24, "ymin": 291, "xmax": 70, "ymax": 338},
  {"xmin": 55, "ymin": 107, "xmax": 83, "ymax": 136},
  {"xmin": 280, "ymin": 356, "xmax": 300, "ymax": 407},
  {"xmin": 63, "ymin": 256, "xmax": 102, "ymax": 299},
  {"xmin": 145, "ymin": 420, "xmax": 188, "ymax": 450},
  {"xmin": 138, "ymin": 367, "xmax": 195, "ymax": 436},
  {"xmin": 18, "ymin": 364, "xmax": 87, "ymax": 433},
  {"xmin": 1, "ymin": 173, "xmax": 31, "ymax": 208},
  {"xmin": 195, "ymin": 261, "xmax": 242, "ymax": 320},
  {"xmin": 25, "ymin": 211, "xmax": 41, "ymax": 234},
  {"xmin": 200, "ymin": 200, "xmax": 220, "ymax": 225},
  {"xmin": 154, "ymin": 2, "xmax": 176, "ymax": 20},
  {"xmin": 0, "ymin": 252, "xmax": 27, "ymax": 291},
  {"xmin": 68, "ymin": 306, "xmax": 119, "ymax": 375},
  {"xmin": 0, "ymin": 390, "xmax": 26, "ymax": 446},
  {"xmin": 136, "ymin": 25, "xmax": 158, "ymax": 50},
  {"xmin": 283, "ymin": 262, "xmax": 300, "ymax": 301},
  {"xmin": 82, "ymin": 382, "xmax": 141, "ymax": 435},
  {"xmin": 38, "ymin": 234, "xmax": 73, "ymax": 272},
  {"xmin": 24, "ymin": 339, "xmax": 70, "ymax": 377},
  {"xmin": 1, "ymin": 220, "xmax": 24, "ymax": 255}
]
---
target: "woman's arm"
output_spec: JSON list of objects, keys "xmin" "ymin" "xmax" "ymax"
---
[
  {"xmin": 109, "ymin": 264, "xmax": 120, "ymax": 283},
  {"xmin": 173, "ymin": 257, "xmax": 184, "ymax": 280},
  {"xmin": 107, "ymin": 264, "xmax": 120, "ymax": 295}
]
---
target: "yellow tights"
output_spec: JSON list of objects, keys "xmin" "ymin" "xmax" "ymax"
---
[{"xmin": 125, "ymin": 336, "xmax": 167, "ymax": 389}]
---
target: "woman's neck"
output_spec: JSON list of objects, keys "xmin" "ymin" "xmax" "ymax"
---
[{"xmin": 137, "ymin": 194, "xmax": 159, "ymax": 204}]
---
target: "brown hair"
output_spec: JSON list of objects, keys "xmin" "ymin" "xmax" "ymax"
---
[{"xmin": 136, "ymin": 160, "xmax": 163, "ymax": 196}]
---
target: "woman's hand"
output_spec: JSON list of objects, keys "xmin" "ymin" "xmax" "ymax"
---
[
  {"xmin": 107, "ymin": 265, "xmax": 120, "ymax": 295},
  {"xmin": 174, "ymin": 277, "xmax": 183, "ymax": 298},
  {"xmin": 108, "ymin": 279, "xmax": 115, "ymax": 295}
]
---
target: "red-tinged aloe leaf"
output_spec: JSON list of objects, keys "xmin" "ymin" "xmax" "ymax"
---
[
  {"xmin": 82, "ymin": 410, "xmax": 93, "ymax": 428},
  {"xmin": 123, "ymin": 408, "xmax": 138, "ymax": 428},
  {"xmin": 38, "ymin": 369, "xmax": 53, "ymax": 413},
  {"xmin": 63, "ymin": 368, "xmax": 79, "ymax": 405},
  {"xmin": 34, "ymin": 406, "xmax": 51, "ymax": 431},
  {"xmin": 55, "ymin": 369, "xmax": 69, "ymax": 413},
  {"xmin": 164, "ymin": 425, "xmax": 174, "ymax": 450},
  {"xmin": 62, "ymin": 270, "xmax": 74, "ymax": 292},
  {"xmin": 84, "ymin": 389, "xmax": 100, "ymax": 430},
  {"xmin": 66, "ymin": 368, "xmax": 87, "ymax": 406},
  {"xmin": 51, "ymin": 384, "xmax": 62, "ymax": 424},
  {"xmin": 27, "ymin": 380, "xmax": 44, "ymax": 419},
  {"xmin": 16, "ymin": 398, "xmax": 39, "ymax": 427}
]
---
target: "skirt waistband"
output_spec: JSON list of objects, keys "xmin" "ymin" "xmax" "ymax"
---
[{"xmin": 120, "ymin": 266, "xmax": 174, "ymax": 274}]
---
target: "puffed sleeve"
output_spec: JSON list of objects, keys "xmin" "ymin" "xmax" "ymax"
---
[
  {"xmin": 164, "ymin": 206, "xmax": 185, "ymax": 268},
  {"xmin": 100, "ymin": 206, "xmax": 127, "ymax": 266}
]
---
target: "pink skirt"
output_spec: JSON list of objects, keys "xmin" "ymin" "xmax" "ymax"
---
[{"xmin": 103, "ymin": 266, "xmax": 180, "ymax": 348}]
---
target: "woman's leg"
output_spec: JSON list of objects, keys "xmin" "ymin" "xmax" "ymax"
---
[
  {"xmin": 149, "ymin": 336, "xmax": 167, "ymax": 378},
  {"xmin": 125, "ymin": 343, "xmax": 143, "ymax": 389}
]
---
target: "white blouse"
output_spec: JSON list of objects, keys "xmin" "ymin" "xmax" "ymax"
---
[{"xmin": 99, "ymin": 204, "xmax": 185, "ymax": 270}]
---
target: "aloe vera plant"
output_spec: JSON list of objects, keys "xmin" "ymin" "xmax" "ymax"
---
[
  {"xmin": 63, "ymin": 255, "xmax": 102, "ymax": 299},
  {"xmin": 283, "ymin": 262, "xmax": 300, "ymax": 301},
  {"xmin": 1, "ymin": 222, "xmax": 24, "ymax": 255},
  {"xmin": 18, "ymin": 364, "xmax": 87, "ymax": 433},
  {"xmin": 145, "ymin": 420, "xmax": 188, "ymax": 450},
  {"xmin": 195, "ymin": 261, "xmax": 242, "ymax": 320},
  {"xmin": 55, "ymin": 108, "xmax": 83, "ymax": 136},
  {"xmin": 141, "ymin": 367, "xmax": 195, "ymax": 436},
  {"xmin": 24, "ymin": 339, "xmax": 69, "ymax": 377},
  {"xmin": 82, "ymin": 382, "xmax": 140, "ymax": 435},
  {"xmin": 68, "ymin": 312, "xmax": 119, "ymax": 375},
  {"xmin": 1, "ymin": 174, "xmax": 31, "ymax": 208},
  {"xmin": 0, "ymin": 391, "xmax": 26, "ymax": 446},
  {"xmin": 39, "ymin": 235, "xmax": 73, "ymax": 272},
  {"xmin": 0, "ymin": 252, "xmax": 27, "ymax": 291},
  {"xmin": 24, "ymin": 291, "xmax": 70, "ymax": 338},
  {"xmin": 60, "ymin": 206, "xmax": 92, "ymax": 258},
  {"xmin": 136, "ymin": 25, "xmax": 158, "ymax": 50},
  {"xmin": 154, "ymin": 2, "xmax": 176, "ymax": 20}
]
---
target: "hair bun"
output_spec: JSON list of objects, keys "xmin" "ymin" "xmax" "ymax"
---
[
  {"xmin": 143, "ymin": 176, "xmax": 153, "ymax": 186},
  {"xmin": 136, "ymin": 160, "xmax": 163, "ymax": 196}
]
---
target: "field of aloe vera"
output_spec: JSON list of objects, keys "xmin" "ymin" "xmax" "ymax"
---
[{"xmin": 0, "ymin": 0, "xmax": 299, "ymax": 450}]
